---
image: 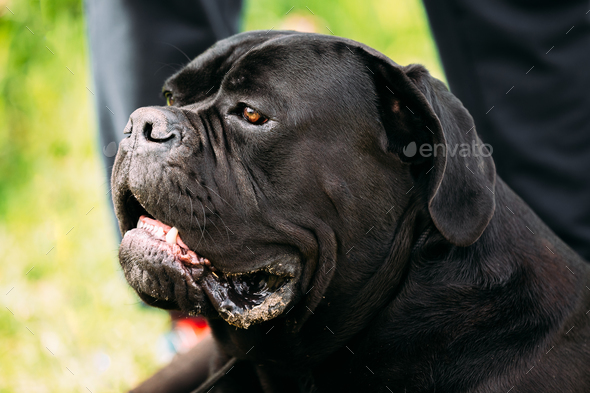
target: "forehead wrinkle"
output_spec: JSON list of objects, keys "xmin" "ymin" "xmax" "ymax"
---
[{"xmin": 224, "ymin": 42, "xmax": 375, "ymax": 127}]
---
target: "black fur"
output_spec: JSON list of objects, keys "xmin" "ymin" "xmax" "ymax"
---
[{"xmin": 112, "ymin": 31, "xmax": 590, "ymax": 392}]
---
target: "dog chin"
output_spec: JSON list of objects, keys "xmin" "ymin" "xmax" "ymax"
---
[{"xmin": 118, "ymin": 210, "xmax": 301, "ymax": 329}]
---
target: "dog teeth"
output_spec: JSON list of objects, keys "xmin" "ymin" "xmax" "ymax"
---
[{"xmin": 166, "ymin": 227, "xmax": 179, "ymax": 245}]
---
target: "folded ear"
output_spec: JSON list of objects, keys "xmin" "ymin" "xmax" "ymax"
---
[{"xmin": 351, "ymin": 43, "xmax": 496, "ymax": 246}]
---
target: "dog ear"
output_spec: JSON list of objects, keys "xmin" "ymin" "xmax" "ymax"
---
[{"xmin": 352, "ymin": 43, "xmax": 496, "ymax": 246}]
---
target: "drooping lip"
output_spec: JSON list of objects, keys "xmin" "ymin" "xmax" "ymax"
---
[{"xmin": 116, "ymin": 192, "xmax": 301, "ymax": 328}]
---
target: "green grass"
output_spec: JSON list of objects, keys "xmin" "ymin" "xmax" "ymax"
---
[{"xmin": 0, "ymin": 0, "xmax": 441, "ymax": 391}]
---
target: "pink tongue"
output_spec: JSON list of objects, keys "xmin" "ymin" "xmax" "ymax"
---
[{"xmin": 139, "ymin": 215, "xmax": 210, "ymax": 266}]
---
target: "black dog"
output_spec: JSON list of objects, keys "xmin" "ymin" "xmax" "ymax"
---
[{"xmin": 112, "ymin": 31, "xmax": 590, "ymax": 392}]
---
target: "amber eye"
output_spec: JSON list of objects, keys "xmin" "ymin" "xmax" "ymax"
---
[
  {"xmin": 242, "ymin": 106, "xmax": 268, "ymax": 125},
  {"xmin": 164, "ymin": 91, "xmax": 175, "ymax": 106}
]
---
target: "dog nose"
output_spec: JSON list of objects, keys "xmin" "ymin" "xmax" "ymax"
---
[{"xmin": 125, "ymin": 107, "xmax": 182, "ymax": 143}]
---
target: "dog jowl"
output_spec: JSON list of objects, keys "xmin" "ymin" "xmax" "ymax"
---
[{"xmin": 112, "ymin": 31, "xmax": 590, "ymax": 392}]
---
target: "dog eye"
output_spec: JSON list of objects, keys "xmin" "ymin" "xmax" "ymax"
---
[
  {"xmin": 164, "ymin": 91, "xmax": 175, "ymax": 106},
  {"xmin": 242, "ymin": 106, "xmax": 268, "ymax": 125}
]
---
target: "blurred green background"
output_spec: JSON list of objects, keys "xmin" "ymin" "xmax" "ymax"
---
[{"xmin": 0, "ymin": 0, "xmax": 441, "ymax": 391}]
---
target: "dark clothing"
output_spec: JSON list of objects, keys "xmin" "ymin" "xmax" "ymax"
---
[{"xmin": 423, "ymin": 0, "xmax": 590, "ymax": 260}]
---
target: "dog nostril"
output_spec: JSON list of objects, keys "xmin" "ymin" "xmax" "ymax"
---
[
  {"xmin": 143, "ymin": 122, "xmax": 153, "ymax": 140},
  {"xmin": 143, "ymin": 122, "xmax": 175, "ymax": 143}
]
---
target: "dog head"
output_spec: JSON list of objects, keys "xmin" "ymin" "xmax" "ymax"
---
[{"xmin": 112, "ymin": 31, "xmax": 495, "ymax": 330}]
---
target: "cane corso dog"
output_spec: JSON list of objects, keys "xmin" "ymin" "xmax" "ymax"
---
[{"xmin": 112, "ymin": 31, "xmax": 590, "ymax": 392}]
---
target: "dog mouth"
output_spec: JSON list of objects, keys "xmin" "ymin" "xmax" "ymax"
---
[{"xmin": 118, "ymin": 193, "xmax": 299, "ymax": 329}]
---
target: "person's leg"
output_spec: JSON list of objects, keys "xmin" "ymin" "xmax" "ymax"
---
[
  {"xmin": 423, "ymin": 0, "xmax": 590, "ymax": 260},
  {"xmin": 85, "ymin": 0, "xmax": 242, "ymax": 235}
]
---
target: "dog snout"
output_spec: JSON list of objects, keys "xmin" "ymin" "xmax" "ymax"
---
[{"xmin": 126, "ymin": 107, "xmax": 183, "ymax": 144}]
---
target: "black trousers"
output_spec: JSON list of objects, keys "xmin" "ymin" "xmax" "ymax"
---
[
  {"xmin": 85, "ymin": 0, "xmax": 242, "ymax": 234},
  {"xmin": 423, "ymin": 0, "xmax": 590, "ymax": 260}
]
